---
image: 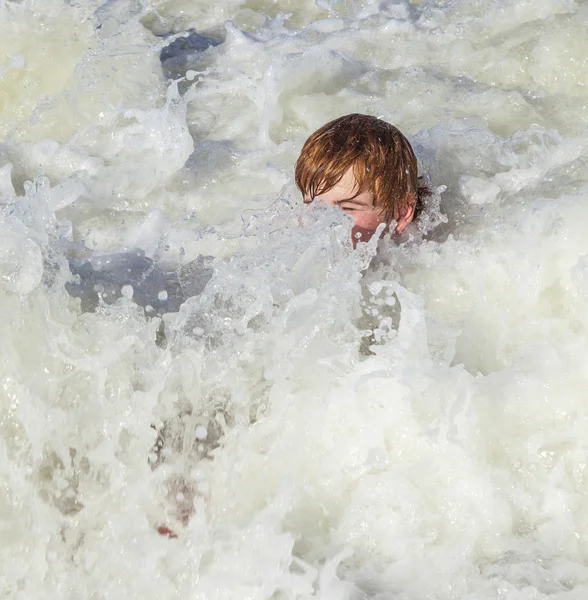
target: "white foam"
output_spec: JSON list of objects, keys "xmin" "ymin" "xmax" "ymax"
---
[{"xmin": 2, "ymin": 0, "xmax": 588, "ymax": 598}]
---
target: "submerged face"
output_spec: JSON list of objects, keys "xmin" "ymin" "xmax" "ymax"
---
[
  {"xmin": 303, "ymin": 167, "xmax": 386, "ymax": 245},
  {"xmin": 303, "ymin": 167, "xmax": 415, "ymax": 246}
]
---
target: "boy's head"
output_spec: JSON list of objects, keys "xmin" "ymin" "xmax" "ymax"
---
[{"xmin": 295, "ymin": 114, "xmax": 423, "ymax": 243}]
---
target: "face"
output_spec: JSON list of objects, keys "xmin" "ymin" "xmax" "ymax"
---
[
  {"xmin": 304, "ymin": 166, "xmax": 416, "ymax": 246},
  {"xmin": 303, "ymin": 167, "xmax": 386, "ymax": 246}
]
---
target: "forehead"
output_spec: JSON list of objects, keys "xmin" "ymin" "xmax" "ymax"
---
[
  {"xmin": 326, "ymin": 166, "xmax": 359, "ymax": 194},
  {"xmin": 334, "ymin": 167, "xmax": 357, "ymax": 191},
  {"xmin": 303, "ymin": 165, "xmax": 366, "ymax": 203}
]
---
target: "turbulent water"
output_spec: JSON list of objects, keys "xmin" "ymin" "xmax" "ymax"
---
[{"xmin": 2, "ymin": 0, "xmax": 588, "ymax": 598}]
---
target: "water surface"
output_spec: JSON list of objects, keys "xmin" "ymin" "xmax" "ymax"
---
[{"xmin": 2, "ymin": 0, "xmax": 588, "ymax": 598}]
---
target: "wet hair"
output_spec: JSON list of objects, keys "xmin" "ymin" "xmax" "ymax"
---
[{"xmin": 295, "ymin": 113, "xmax": 430, "ymax": 223}]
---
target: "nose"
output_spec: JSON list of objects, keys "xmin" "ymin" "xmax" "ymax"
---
[
  {"xmin": 315, "ymin": 195, "xmax": 337, "ymax": 208},
  {"xmin": 304, "ymin": 194, "xmax": 337, "ymax": 208}
]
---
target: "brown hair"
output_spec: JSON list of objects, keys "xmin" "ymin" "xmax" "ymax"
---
[{"xmin": 295, "ymin": 114, "xmax": 429, "ymax": 223}]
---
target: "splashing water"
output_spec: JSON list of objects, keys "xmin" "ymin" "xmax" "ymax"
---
[{"xmin": 2, "ymin": 0, "xmax": 588, "ymax": 598}]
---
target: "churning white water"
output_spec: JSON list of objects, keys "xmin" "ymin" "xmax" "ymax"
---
[{"xmin": 2, "ymin": 0, "xmax": 588, "ymax": 598}]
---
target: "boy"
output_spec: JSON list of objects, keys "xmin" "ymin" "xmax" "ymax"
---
[{"xmin": 295, "ymin": 113, "xmax": 429, "ymax": 244}]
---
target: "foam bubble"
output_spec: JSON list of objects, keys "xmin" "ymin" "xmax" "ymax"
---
[{"xmin": 2, "ymin": 0, "xmax": 588, "ymax": 598}]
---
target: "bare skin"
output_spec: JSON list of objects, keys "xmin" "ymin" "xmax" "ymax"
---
[{"xmin": 303, "ymin": 167, "xmax": 415, "ymax": 245}]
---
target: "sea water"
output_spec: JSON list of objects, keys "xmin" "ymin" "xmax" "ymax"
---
[{"xmin": 2, "ymin": 0, "xmax": 588, "ymax": 598}]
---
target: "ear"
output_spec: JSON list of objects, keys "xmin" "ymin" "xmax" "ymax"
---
[{"xmin": 395, "ymin": 198, "xmax": 416, "ymax": 232}]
